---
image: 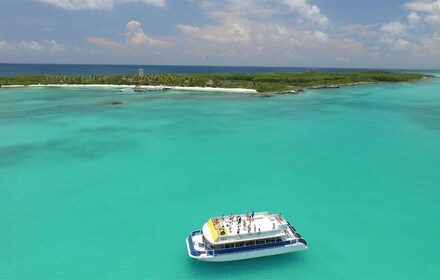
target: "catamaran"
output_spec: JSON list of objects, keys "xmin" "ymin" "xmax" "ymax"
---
[{"xmin": 186, "ymin": 211, "xmax": 307, "ymax": 262}]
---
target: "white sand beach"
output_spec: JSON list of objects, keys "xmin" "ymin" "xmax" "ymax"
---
[{"xmin": 1, "ymin": 84, "xmax": 258, "ymax": 93}]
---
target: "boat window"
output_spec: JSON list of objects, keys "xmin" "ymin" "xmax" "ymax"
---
[
  {"xmin": 256, "ymin": 239, "xmax": 266, "ymax": 245},
  {"xmin": 224, "ymin": 243, "xmax": 232, "ymax": 249},
  {"xmin": 267, "ymin": 238, "xmax": 275, "ymax": 243},
  {"xmin": 245, "ymin": 241, "xmax": 255, "ymax": 246},
  {"xmin": 276, "ymin": 237, "xmax": 282, "ymax": 242},
  {"xmin": 235, "ymin": 242, "xmax": 244, "ymax": 248}
]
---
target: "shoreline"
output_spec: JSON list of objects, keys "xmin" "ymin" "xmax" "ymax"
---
[
  {"xmin": 0, "ymin": 71, "xmax": 433, "ymax": 93},
  {"xmin": 0, "ymin": 84, "xmax": 258, "ymax": 93},
  {"xmin": 1, "ymin": 75, "xmax": 435, "ymax": 94}
]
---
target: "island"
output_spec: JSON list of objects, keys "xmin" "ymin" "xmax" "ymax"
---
[{"xmin": 0, "ymin": 71, "xmax": 433, "ymax": 93}]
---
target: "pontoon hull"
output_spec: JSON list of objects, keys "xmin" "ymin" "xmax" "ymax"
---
[{"xmin": 186, "ymin": 238, "xmax": 307, "ymax": 262}]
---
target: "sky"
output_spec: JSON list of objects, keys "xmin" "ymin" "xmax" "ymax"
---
[{"xmin": 0, "ymin": 0, "xmax": 439, "ymax": 69}]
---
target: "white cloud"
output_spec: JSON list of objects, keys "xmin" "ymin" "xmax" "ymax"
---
[
  {"xmin": 278, "ymin": 26, "xmax": 288, "ymax": 36},
  {"xmin": 379, "ymin": 18, "xmax": 418, "ymax": 51},
  {"xmin": 177, "ymin": 25, "xmax": 201, "ymax": 35},
  {"xmin": 418, "ymin": 36, "xmax": 440, "ymax": 56},
  {"xmin": 314, "ymin": 31, "xmax": 329, "ymax": 42},
  {"xmin": 380, "ymin": 35, "xmax": 411, "ymax": 50},
  {"xmin": 433, "ymin": 30, "xmax": 440, "ymax": 40},
  {"xmin": 283, "ymin": 0, "xmax": 329, "ymax": 26},
  {"xmin": 47, "ymin": 40, "xmax": 68, "ymax": 51},
  {"xmin": 20, "ymin": 41, "xmax": 44, "ymax": 51},
  {"xmin": 178, "ymin": 22, "xmax": 251, "ymax": 44},
  {"xmin": 39, "ymin": 0, "xmax": 165, "ymax": 11},
  {"xmin": 227, "ymin": 23, "xmax": 251, "ymax": 43},
  {"xmin": 85, "ymin": 37, "xmax": 123, "ymax": 49},
  {"xmin": 16, "ymin": 40, "xmax": 67, "ymax": 52},
  {"xmin": 405, "ymin": 0, "xmax": 440, "ymax": 23},
  {"xmin": 289, "ymin": 37, "xmax": 302, "ymax": 46},
  {"xmin": 394, "ymin": 38, "xmax": 411, "ymax": 50},
  {"xmin": 425, "ymin": 14, "xmax": 440, "ymax": 23},
  {"xmin": 85, "ymin": 21, "xmax": 166, "ymax": 49},
  {"xmin": 408, "ymin": 11, "xmax": 421, "ymax": 26},
  {"xmin": 0, "ymin": 41, "xmax": 9, "ymax": 50},
  {"xmin": 381, "ymin": 21, "xmax": 406, "ymax": 35},
  {"xmin": 126, "ymin": 21, "xmax": 166, "ymax": 46}
]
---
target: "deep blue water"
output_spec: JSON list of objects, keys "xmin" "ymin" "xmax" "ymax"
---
[{"xmin": 1, "ymin": 63, "xmax": 437, "ymax": 76}]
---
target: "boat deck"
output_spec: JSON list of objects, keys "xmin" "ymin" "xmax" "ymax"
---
[{"xmin": 203, "ymin": 212, "xmax": 290, "ymax": 244}]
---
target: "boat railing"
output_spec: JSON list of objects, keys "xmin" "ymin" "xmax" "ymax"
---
[
  {"xmin": 287, "ymin": 221, "xmax": 296, "ymax": 232},
  {"xmin": 298, "ymin": 238, "xmax": 308, "ymax": 246},
  {"xmin": 187, "ymin": 234, "xmax": 202, "ymax": 257},
  {"xmin": 286, "ymin": 222, "xmax": 307, "ymax": 246},
  {"xmin": 191, "ymin": 230, "xmax": 203, "ymax": 236}
]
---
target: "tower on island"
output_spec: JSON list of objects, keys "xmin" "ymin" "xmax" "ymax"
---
[{"xmin": 139, "ymin": 68, "xmax": 144, "ymax": 78}]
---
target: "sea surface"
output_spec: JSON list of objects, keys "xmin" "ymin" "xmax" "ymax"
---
[
  {"xmin": 0, "ymin": 66, "xmax": 440, "ymax": 279},
  {"xmin": 1, "ymin": 63, "xmax": 439, "ymax": 76}
]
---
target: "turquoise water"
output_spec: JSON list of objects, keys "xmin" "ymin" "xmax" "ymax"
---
[{"xmin": 1, "ymin": 79, "xmax": 440, "ymax": 279}]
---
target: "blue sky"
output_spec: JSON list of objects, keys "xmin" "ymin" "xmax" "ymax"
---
[{"xmin": 1, "ymin": 0, "xmax": 439, "ymax": 68}]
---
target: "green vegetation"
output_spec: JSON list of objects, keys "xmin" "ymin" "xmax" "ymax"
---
[{"xmin": 0, "ymin": 71, "xmax": 432, "ymax": 92}]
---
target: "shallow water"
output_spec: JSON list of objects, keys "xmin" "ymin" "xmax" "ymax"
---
[{"xmin": 1, "ymin": 78, "xmax": 440, "ymax": 279}]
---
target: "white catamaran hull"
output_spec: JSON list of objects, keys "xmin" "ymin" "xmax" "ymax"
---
[{"xmin": 186, "ymin": 239, "xmax": 307, "ymax": 262}]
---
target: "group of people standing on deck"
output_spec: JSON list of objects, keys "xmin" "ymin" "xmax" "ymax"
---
[{"xmin": 219, "ymin": 210, "xmax": 260, "ymax": 235}]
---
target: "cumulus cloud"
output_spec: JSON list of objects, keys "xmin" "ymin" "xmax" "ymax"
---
[
  {"xmin": 380, "ymin": 35, "xmax": 411, "ymax": 50},
  {"xmin": 39, "ymin": 0, "xmax": 165, "ymax": 11},
  {"xmin": 408, "ymin": 11, "xmax": 421, "ymax": 26},
  {"xmin": 20, "ymin": 41, "xmax": 44, "ymax": 51},
  {"xmin": 227, "ymin": 23, "xmax": 251, "ymax": 43},
  {"xmin": 283, "ymin": 0, "xmax": 329, "ymax": 26},
  {"xmin": 405, "ymin": 0, "xmax": 440, "ymax": 23},
  {"xmin": 18, "ymin": 40, "xmax": 67, "ymax": 51},
  {"xmin": 0, "ymin": 39, "xmax": 68, "ymax": 52},
  {"xmin": 86, "ymin": 21, "xmax": 166, "ymax": 49},
  {"xmin": 314, "ymin": 31, "xmax": 329, "ymax": 42},
  {"xmin": 381, "ymin": 21, "xmax": 407, "ymax": 35},
  {"xmin": 379, "ymin": 18, "xmax": 418, "ymax": 51},
  {"xmin": 393, "ymin": 38, "xmax": 411, "ymax": 50},
  {"xmin": 126, "ymin": 21, "xmax": 166, "ymax": 46},
  {"xmin": 46, "ymin": 40, "xmax": 68, "ymax": 51}
]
